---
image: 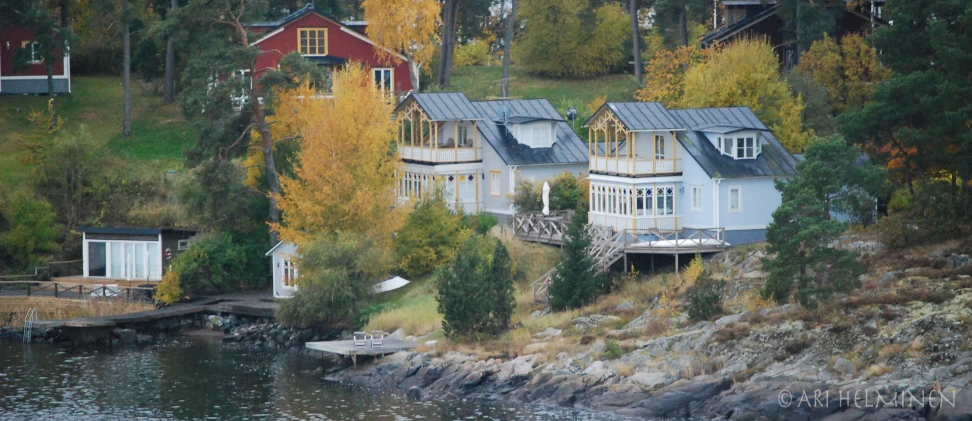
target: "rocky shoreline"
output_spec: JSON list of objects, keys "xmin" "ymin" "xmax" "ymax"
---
[{"xmin": 327, "ymin": 244, "xmax": 972, "ymax": 421}]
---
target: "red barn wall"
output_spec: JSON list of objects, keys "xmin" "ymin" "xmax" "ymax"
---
[
  {"xmin": 252, "ymin": 13, "xmax": 412, "ymax": 92},
  {"xmin": 0, "ymin": 26, "xmax": 67, "ymax": 77}
]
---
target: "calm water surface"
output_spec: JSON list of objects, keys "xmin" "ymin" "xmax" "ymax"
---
[{"xmin": 0, "ymin": 339, "xmax": 630, "ymax": 421}]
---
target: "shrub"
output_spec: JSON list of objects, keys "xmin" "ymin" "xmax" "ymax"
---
[
  {"xmin": 394, "ymin": 189, "xmax": 470, "ymax": 276},
  {"xmin": 277, "ymin": 232, "xmax": 392, "ymax": 328},
  {"xmin": 463, "ymin": 211, "xmax": 499, "ymax": 236},
  {"xmin": 0, "ymin": 191, "xmax": 59, "ymax": 269},
  {"xmin": 549, "ymin": 170, "xmax": 588, "ymax": 211},
  {"xmin": 454, "ymin": 39, "xmax": 492, "ymax": 66},
  {"xmin": 603, "ymin": 340, "xmax": 625, "ymax": 359},
  {"xmin": 436, "ymin": 235, "xmax": 516, "ymax": 338},
  {"xmin": 685, "ymin": 270, "xmax": 726, "ymax": 322},
  {"xmin": 512, "ymin": 180, "xmax": 543, "ymax": 212},
  {"xmin": 549, "ymin": 208, "xmax": 604, "ymax": 310},
  {"xmin": 874, "ymin": 181, "xmax": 971, "ymax": 248},
  {"xmin": 168, "ymin": 232, "xmax": 267, "ymax": 295},
  {"xmin": 155, "ymin": 270, "xmax": 184, "ymax": 305}
]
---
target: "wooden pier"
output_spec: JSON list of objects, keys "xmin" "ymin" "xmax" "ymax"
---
[{"xmin": 306, "ymin": 339, "xmax": 415, "ymax": 365}]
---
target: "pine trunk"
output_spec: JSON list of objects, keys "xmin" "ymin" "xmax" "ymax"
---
[
  {"xmin": 438, "ymin": 0, "xmax": 457, "ymax": 89},
  {"xmin": 164, "ymin": 0, "xmax": 177, "ymax": 104},
  {"xmin": 249, "ymin": 64, "xmax": 281, "ymax": 245},
  {"xmin": 629, "ymin": 0, "xmax": 642, "ymax": 83},
  {"xmin": 501, "ymin": 0, "xmax": 517, "ymax": 97},
  {"xmin": 678, "ymin": 7, "xmax": 688, "ymax": 47},
  {"xmin": 122, "ymin": 0, "xmax": 132, "ymax": 138}
]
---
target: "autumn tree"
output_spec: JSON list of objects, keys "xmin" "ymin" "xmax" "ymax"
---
[
  {"xmin": 636, "ymin": 45, "xmax": 710, "ymax": 107},
  {"xmin": 517, "ymin": 0, "xmax": 629, "ymax": 78},
  {"xmin": 640, "ymin": 38, "xmax": 810, "ymax": 152},
  {"xmin": 840, "ymin": 0, "xmax": 972, "ymax": 205},
  {"xmin": 797, "ymin": 34, "xmax": 890, "ymax": 114},
  {"xmin": 272, "ymin": 64, "xmax": 403, "ymax": 249},
  {"xmin": 394, "ymin": 187, "xmax": 470, "ymax": 277},
  {"xmin": 361, "ymin": 0, "xmax": 439, "ymax": 92}
]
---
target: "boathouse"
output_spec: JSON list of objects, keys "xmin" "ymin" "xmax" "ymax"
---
[{"xmin": 78, "ymin": 227, "xmax": 196, "ymax": 282}]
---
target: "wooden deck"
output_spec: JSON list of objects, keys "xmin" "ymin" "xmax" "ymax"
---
[
  {"xmin": 28, "ymin": 292, "xmax": 278, "ymax": 330},
  {"xmin": 51, "ymin": 276, "xmax": 159, "ymax": 288},
  {"xmin": 306, "ymin": 339, "xmax": 415, "ymax": 365}
]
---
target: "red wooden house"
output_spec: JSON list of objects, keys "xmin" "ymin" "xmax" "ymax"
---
[
  {"xmin": 248, "ymin": 3, "xmax": 412, "ymax": 96},
  {"xmin": 0, "ymin": 25, "xmax": 70, "ymax": 94}
]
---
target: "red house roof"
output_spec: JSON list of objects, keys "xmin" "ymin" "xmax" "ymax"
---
[{"xmin": 249, "ymin": 3, "xmax": 412, "ymax": 93}]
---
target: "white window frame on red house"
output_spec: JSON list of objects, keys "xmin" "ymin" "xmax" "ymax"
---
[
  {"xmin": 21, "ymin": 41, "xmax": 42, "ymax": 63},
  {"xmin": 373, "ymin": 67, "xmax": 393, "ymax": 96}
]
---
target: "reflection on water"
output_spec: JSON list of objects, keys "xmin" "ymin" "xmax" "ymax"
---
[{"xmin": 0, "ymin": 340, "xmax": 627, "ymax": 421}]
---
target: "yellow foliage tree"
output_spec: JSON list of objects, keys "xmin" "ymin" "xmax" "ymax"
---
[
  {"xmin": 270, "ymin": 64, "xmax": 403, "ymax": 249},
  {"xmin": 798, "ymin": 34, "xmax": 891, "ymax": 114},
  {"xmin": 635, "ymin": 45, "xmax": 711, "ymax": 107},
  {"xmin": 362, "ymin": 0, "xmax": 440, "ymax": 92},
  {"xmin": 678, "ymin": 38, "xmax": 810, "ymax": 152}
]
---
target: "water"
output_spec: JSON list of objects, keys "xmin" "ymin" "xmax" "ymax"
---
[{"xmin": 0, "ymin": 340, "xmax": 626, "ymax": 421}]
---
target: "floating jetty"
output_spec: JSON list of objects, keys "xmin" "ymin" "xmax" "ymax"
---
[{"xmin": 306, "ymin": 339, "xmax": 414, "ymax": 365}]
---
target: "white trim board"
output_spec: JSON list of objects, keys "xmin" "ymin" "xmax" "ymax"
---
[{"xmin": 587, "ymin": 173, "xmax": 684, "ymax": 184}]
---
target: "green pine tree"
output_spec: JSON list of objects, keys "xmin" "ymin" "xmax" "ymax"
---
[
  {"xmin": 761, "ymin": 138, "xmax": 870, "ymax": 308},
  {"xmin": 436, "ymin": 236, "xmax": 516, "ymax": 338},
  {"xmin": 549, "ymin": 209, "xmax": 604, "ymax": 310}
]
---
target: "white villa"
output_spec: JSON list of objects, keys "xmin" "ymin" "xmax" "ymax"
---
[
  {"xmin": 394, "ymin": 93, "xmax": 589, "ymax": 217},
  {"xmin": 583, "ymin": 102, "xmax": 799, "ymax": 245}
]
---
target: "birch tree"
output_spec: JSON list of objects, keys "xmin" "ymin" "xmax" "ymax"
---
[
  {"xmin": 270, "ymin": 64, "xmax": 403, "ymax": 249},
  {"xmin": 361, "ymin": 0, "xmax": 440, "ymax": 93}
]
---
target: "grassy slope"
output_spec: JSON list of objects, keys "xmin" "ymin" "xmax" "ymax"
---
[
  {"xmin": 0, "ymin": 77, "xmax": 194, "ymax": 185},
  {"xmin": 448, "ymin": 66, "xmax": 641, "ymax": 131}
]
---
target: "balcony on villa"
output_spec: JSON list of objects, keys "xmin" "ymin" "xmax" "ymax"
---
[
  {"xmin": 396, "ymin": 99, "xmax": 482, "ymax": 164},
  {"xmin": 585, "ymin": 102, "xmax": 683, "ymax": 177}
]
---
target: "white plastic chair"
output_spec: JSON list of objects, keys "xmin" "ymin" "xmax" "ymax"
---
[
  {"xmin": 370, "ymin": 330, "xmax": 385, "ymax": 349},
  {"xmin": 353, "ymin": 331, "xmax": 368, "ymax": 350}
]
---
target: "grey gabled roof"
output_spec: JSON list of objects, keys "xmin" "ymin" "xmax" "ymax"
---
[
  {"xmin": 396, "ymin": 92, "xmax": 483, "ymax": 121},
  {"xmin": 483, "ymin": 99, "xmax": 564, "ymax": 122},
  {"xmin": 584, "ymin": 102, "xmax": 683, "ymax": 131},
  {"xmin": 78, "ymin": 227, "xmax": 197, "ymax": 236},
  {"xmin": 671, "ymin": 107, "xmax": 767, "ymax": 130},
  {"xmin": 669, "ymin": 107, "xmax": 798, "ymax": 179},
  {"xmin": 694, "ymin": 124, "xmax": 749, "ymax": 134},
  {"xmin": 473, "ymin": 100, "xmax": 588, "ymax": 166}
]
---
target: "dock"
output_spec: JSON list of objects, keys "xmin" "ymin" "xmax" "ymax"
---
[{"xmin": 306, "ymin": 339, "xmax": 414, "ymax": 365}]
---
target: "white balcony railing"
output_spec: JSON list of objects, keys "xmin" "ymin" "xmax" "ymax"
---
[
  {"xmin": 400, "ymin": 145, "xmax": 480, "ymax": 163},
  {"xmin": 589, "ymin": 212, "xmax": 682, "ymax": 232},
  {"xmin": 591, "ymin": 157, "xmax": 681, "ymax": 175}
]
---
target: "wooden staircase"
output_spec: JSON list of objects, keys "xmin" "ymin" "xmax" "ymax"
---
[{"xmin": 530, "ymin": 225, "xmax": 626, "ymax": 302}]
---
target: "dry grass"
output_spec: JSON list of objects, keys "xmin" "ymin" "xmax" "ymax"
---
[
  {"xmin": 365, "ymin": 294, "xmax": 443, "ymax": 337},
  {"xmin": 865, "ymin": 363, "xmax": 893, "ymax": 378},
  {"xmin": 0, "ymin": 297, "xmax": 153, "ymax": 329},
  {"xmin": 679, "ymin": 353, "xmax": 724, "ymax": 379},
  {"xmin": 493, "ymin": 226, "xmax": 561, "ymax": 284},
  {"xmin": 878, "ymin": 343, "xmax": 908, "ymax": 359},
  {"xmin": 615, "ymin": 361, "xmax": 635, "ymax": 376}
]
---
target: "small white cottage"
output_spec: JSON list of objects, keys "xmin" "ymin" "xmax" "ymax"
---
[{"xmin": 265, "ymin": 241, "xmax": 299, "ymax": 298}]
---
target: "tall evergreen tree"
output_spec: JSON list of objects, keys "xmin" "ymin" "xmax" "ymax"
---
[
  {"xmin": 840, "ymin": 0, "xmax": 972, "ymax": 206},
  {"xmin": 436, "ymin": 235, "xmax": 516, "ymax": 338},
  {"xmin": 761, "ymin": 138, "xmax": 868, "ymax": 309},
  {"xmin": 549, "ymin": 209, "xmax": 603, "ymax": 310}
]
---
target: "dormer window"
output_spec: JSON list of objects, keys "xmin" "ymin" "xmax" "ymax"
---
[
  {"xmin": 714, "ymin": 133, "xmax": 760, "ymax": 159},
  {"xmin": 736, "ymin": 137, "xmax": 757, "ymax": 158}
]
